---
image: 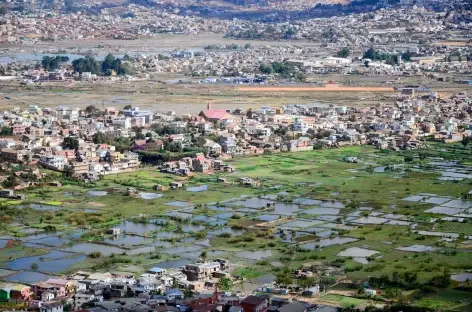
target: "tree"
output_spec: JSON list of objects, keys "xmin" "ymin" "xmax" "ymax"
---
[
  {"xmin": 298, "ymin": 277, "xmax": 317, "ymax": 289},
  {"xmin": 135, "ymin": 132, "xmax": 146, "ymax": 140},
  {"xmin": 0, "ymin": 126, "xmax": 12, "ymax": 136},
  {"xmin": 364, "ymin": 47, "xmax": 376, "ymax": 60},
  {"xmin": 41, "ymin": 55, "xmax": 69, "ymax": 71},
  {"xmin": 259, "ymin": 63, "xmax": 274, "ymax": 74},
  {"xmin": 429, "ymin": 269, "xmax": 451, "ymax": 288},
  {"xmin": 184, "ymin": 288, "xmax": 194, "ymax": 298},
  {"xmin": 366, "ymin": 165, "xmax": 375, "ymax": 175},
  {"xmin": 461, "ymin": 136, "xmax": 471, "ymax": 149},
  {"xmin": 165, "ymin": 142, "xmax": 182, "ymax": 153},
  {"xmin": 246, "ymin": 108, "xmax": 253, "ymax": 119},
  {"xmin": 124, "ymin": 105, "xmax": 132, "ymax": 110},
  {"xmin": 296, "ymin": 73, "xmax": 307, "ymax": 83},
  {"xmin": 152, "ymin": 124, "xmax": 179, "ymax": 135},
  {"xmin": 196, "ymin": 136, "xmax": 207, "ymax": 147},
  {"xmin": 62, "ymin": 137, "xmax": 79, "ymax": 150},
  {"xmin": 336, "ymin": 47, "xmax": 350, "ymax": 58},
  {"xmin": 219, "ymin": 277, "xmax": 232, "ymax": 291},
  {"xmin": 276, "ymin": 269, "xmax": 293, "ymax": 286},
  {"xmin": 401, "ymin": 52, "xmax": 412, "ymax": 62},
  {"xmin": 85, "ymin": 105, "xmax": 100, "ymax": 116},
  {"xmin": 200, "ymin": 251, "xmax": 207, "ymax": 262},
  {"xmin": 384, "ymin": 288, "xmax": 402, "ymax": 300},
  {"xmin": 3, "ymin": 175, "xmax": 20, "ymax": 188},
  {"xmin": 92, "ymin": 132, "xmax": 109, "ymax": 144},
  {"xmin": 31, "ymin": 262, "xmax": 39, "ymax": 270},
  {"xmin": 284, "ymin": 28, "xmax": 297, "ymax": 39},
  {"xmin": 72, "ymin": 56, "xmax": 101, "ymax": 74}
]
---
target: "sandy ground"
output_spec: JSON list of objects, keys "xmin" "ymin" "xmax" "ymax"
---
[
  {"xmin": 238, "ymin": 85, "xmax": 395, "ymax": 92},
  {"xmin": 433, "ymin": 41, "xmax": 472, "ymax": 47},
  {"xmin": 0, "ymin": 75, "xmax": 469, "ymax": 114},
  {"xmin": 0, "ymin": 81, "xmax": 396, "ymax": 114}
]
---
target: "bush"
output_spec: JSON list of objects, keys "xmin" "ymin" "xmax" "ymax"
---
[
  {"xmin": 194, "ymin": 231, "xmax": 207, "ymax": 239},
  {"xmin": 88, "ymin": 252, "xmax": 102, "ymax": 258}
]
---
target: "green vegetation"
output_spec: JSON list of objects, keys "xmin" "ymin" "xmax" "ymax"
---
[
  {"xmin": 336, "ymin": 47, "xmax": 350, "ymax": 58},
  {"xmin": 72, "ymin": 54, "xmax": 132, "ymax": 75},
  {"xmin": 322, "ymin": 294, "xmax": 369, "ymax": 308},
  {"xmin": 233, "ymin": 267, "xmax": 265, "ymax": 279},
  {"xmin": 41, "ymin": 55, "xmax": 69, "ymax": 71},
  {"xmin": 219, "ymin": 277, "xmax": 233, "ymax": 291},
  {"xmin": 0, "ymin": 126, "xmax": 12, "ymax": 136},
  {"xmin": 0, "ymin": 144, "xmax": 471, "ymax": 311},
  {"xmin": 363, "ymin": 47, "xmax": 412, "ymax": 65},
  {"xmin": 259, "ymin": 61, "xmax": 306, "ymax": 81},
  {"xmin": 62, "ymin": 137, "xmax": 79, "ymax": 150}
]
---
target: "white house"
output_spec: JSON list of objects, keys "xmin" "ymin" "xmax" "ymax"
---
[
  {"xmin": 89, "ymin": 163, "xmax": 104, "ymax": 173},
  {"xmin": 0, "ymin": 139, "xmax": 18, "ymax": 149},
  {"xmin": 74, "ymin": 292, "xmax": 95, "ymax": 310},
  {"xmin": 40, "ymin": 302, "xmax": 63, "ymax": 312},
  {"xmin": 41, "ymin": 291, "xmax": 55, "ymax": 302},
  {"xmin": 40, "ymin": 155, "xmax": 67, "ymax": 170},
  {"xmin": 111, "ymin": 118, "xmax": 131, "ymax": 129},
  {"xmin": 364, "ymin": 289, "xmax": 377, "ymax": 297}
]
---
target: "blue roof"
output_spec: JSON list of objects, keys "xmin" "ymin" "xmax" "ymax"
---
[
  {"xmin": 167, "ymin": 288, "xmax": 184, "ymax": 296},
  {"xmin": 149, "ymin": 267, "xmax": 166, "ymax": 273}
]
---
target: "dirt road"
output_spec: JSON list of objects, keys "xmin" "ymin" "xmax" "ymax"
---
[{"xmin": 238, "ymin": 85, "xmax": 395, "ymax": 92}]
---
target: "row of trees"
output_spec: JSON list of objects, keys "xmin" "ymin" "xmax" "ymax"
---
[
  {"xmin": 41, "ymin": 55, "xmax": 70, "ymax": 71},
  {"xmin": 259, "ymin": 61, "xmax": 306, "ymax": 81},
  {"xmin": 363, "ymin": 47, "xmax": 412, "ymax": 65},
  {"xmin": 368, "ymin": 269, "xmax": 450, "ymax": 290},
  {"xmin": 72, "ymin": 54, "xmax": 132, "ymax": 76}
]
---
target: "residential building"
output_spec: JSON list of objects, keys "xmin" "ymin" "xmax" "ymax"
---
[{"xmin": 240, "ymin": 295, "xmax": 269, "ymax": 312}]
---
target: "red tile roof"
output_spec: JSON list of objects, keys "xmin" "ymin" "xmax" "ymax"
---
[
  {"xmin": 200, "ymin": 110, "xmax": 230, "ymax": 120},
  {"xmin": 241, "ymin": 295, "xmax": 268, "ymax": 306}
]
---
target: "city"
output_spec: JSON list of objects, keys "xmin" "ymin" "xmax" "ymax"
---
[{"xmin": 0, "ymin": 0, "xmax": 471, "ymax": 312}]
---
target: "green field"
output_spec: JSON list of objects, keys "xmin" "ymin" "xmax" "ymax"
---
[{"xmin": 1, "ymin": 145, "xmax": 472, "ymax": 310}]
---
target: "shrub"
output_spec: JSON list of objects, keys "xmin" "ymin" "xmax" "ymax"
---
[{"xmin": 88, "ymin": 252, "xmax": 102, "ymax": 258}]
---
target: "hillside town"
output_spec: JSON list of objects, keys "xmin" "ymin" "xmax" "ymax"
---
[
  {"xmin": 0, "ymin": 88, "xmax": 470, "ymax": 191},
  {"xmin": 0, "ymin": 1, "xmax": 472, "ymax": 311},
  {"xmin": 0, "ymin": 2, "xmax": 471, "ymax": 83},
  {"xmin": 0, "ymin": 257, "xmax": 335, "ymax": 312},
  {"xmin": 0, "ymin": 1, "xmax": 470, "ymax": 45}
]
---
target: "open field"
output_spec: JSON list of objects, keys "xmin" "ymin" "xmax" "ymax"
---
[
  {"xmin": 2, "ymin": 33, "xmax": 325, "ymax": 53},
  {"xmin": 238, "ymin": 85, "xmax": 395, "ymax": 92},
  {"xmin": 0, "ymin": 76, "xmax": 470, "ymax": 114}
]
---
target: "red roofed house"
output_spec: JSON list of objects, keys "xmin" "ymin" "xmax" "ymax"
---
[
  {"xmin": 32, "ymin": 282, "xmax": 66, "ymax": 298},
  {"xmin": 240, "ymin": 295, "xmax": 269, "ymax": 312},
  {"xmin": 199, "ymin": 104, "xmax": 231, "ymax": 123},
  {"xmin": 98, "ymin": 144, "xmax": 115, "ymax": 151},
  {"xmin": 199, "ymin": 110, "xmax": 231, "ymax": 122}
]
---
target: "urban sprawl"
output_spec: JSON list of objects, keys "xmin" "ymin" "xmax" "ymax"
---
[{"xmin": 0, "ymin": 0, "xmax": 472, "ymax": 312}]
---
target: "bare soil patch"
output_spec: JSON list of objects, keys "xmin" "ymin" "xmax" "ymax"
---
[
  {"xmin": 433, "ymin": 41, "xmax": 472, "ymax": 47},
  {"xmin": 238, "ymin": 85, "xmax": 395, "ymax": 92}
]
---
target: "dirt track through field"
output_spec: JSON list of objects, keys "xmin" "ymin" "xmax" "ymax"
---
[{"xmin": 238, "ymin": 85, "xmax": 395, "ymax": 92}]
